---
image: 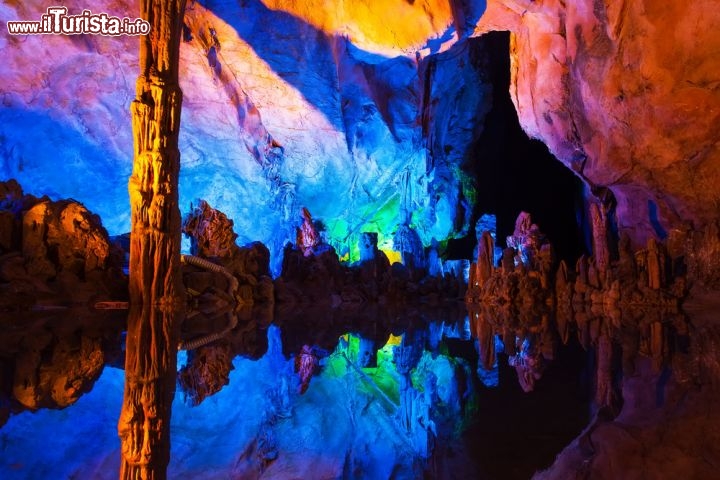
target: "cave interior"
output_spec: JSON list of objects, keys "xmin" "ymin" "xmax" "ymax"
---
[{"xmin": 1, "ymin": 1, "xmax": 720, "ymax": 479}]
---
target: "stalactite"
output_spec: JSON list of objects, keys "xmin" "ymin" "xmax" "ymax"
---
[{"xmin": 118, "ymin": 1, "xmax": 187, "ymax": 479}]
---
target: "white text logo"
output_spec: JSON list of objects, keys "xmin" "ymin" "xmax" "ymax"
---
[{"xmin": 7, "ymin": 7, "xmax": 150, "ymax": 36}]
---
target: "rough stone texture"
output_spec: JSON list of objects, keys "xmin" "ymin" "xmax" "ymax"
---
[
  {"xmin": 475, "ymin": 0, "xmax": 720, "ymax": 247},
  {"xmin": 0, "ymin": 1, "xmax": 501, "ymax": 272},
  {"xmin": 118, "ymin": 1, "xmax": 187, "ymax": 479},
  {"xmin": 0, "ymin": 180, "xmax": 126, "ymax": 310},
  {"xmin": 182, "ymin": 200, "xmax": 274, "ymax": 307},
  {"xmin": 0, "ymin": 1, "xmax": 137, "ymax": 232},
  {"xmin": 1, "ymin": 1, "xmax": 718, "ymax": 266}
]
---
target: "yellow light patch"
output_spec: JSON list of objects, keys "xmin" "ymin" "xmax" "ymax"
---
[
  {"xmin": 380, "ymin": 248, "xmax": 402, "ymax": 265},
  {"xmin": 384, "ymin": 333, "xmax": 403, "ymax": 347}
]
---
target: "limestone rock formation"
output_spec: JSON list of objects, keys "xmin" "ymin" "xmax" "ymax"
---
[
  {"xmin": 5, "ymin": 1, "xmax": 717, "ymax": 283},
  {"xmin": 277, "ymin": 226, "xmax": 464, "ymax": 308},
  {"xmin": 467, "ymin": 212, "xmax": 554, "ymax": 314},
  {"xmin": 0, "ymin": 1, "xmax": 503, "ymax": 271},
  {"xmin": 0, "ymin": 180, "xmax": 126, "ymax": 311},
  {"xmin": 118, "ymin": 0, "xmax": 187, "ymax": 478},
  {"xmin": 182, "ymin": 200, "xmax": 274, "ymax": 307},
  {"xmin": 475, "ymin": 0, "xmax": 720, "ymax": 248}
]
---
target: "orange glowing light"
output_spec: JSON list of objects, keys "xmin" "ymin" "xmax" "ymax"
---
[{"xmin": 261, "ymin": 0, "xmax": 455, "ymax": 55}]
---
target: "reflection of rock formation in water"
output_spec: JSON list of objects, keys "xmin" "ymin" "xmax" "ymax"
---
[
  {"xmin": 465, "ymin": 206, "xmax": 720, "ymax": 478},
  {"xmin": 466, "ymin": 207, "xmax": 691, "ymax": 395},
  {"xmin": 536, "ymin": 321, "xmax": 720, "ymax": 480},
  {"xmin": 2, "ymin": 159, "xmax": 718, "ymax": 479},
  {"xmin": 0, "ymin": 309, "xmax": 125, "ymax": 428},
  {"xmin": 181, "ymin": 199, "xmax": 274, "ymax": 352},
  {"xmin": 177, "ymin": 201, "xmax": 276, "ymax": 404},
  {"xmin": 0, "ymin": 180, "xmax": 128, "ymax": 427},
  {"xmin": 173, "ymin": 304, "xmax": 478, "ymax": 478}
]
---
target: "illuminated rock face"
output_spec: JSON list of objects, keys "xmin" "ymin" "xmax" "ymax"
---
[
  {"xmin": 1, "ymin": 0, "xmax": 719, "ymax": 265},
  {"xmin": 476, "ymin": 0, "xmax": 720, "ymax": 245},
  {"xmin": 0, "ymin": 180, "xmax": 125, "ymax": 308},
  {"xmin": 0, "ymin": 1, "xmax": 496, "ymax": 271}
]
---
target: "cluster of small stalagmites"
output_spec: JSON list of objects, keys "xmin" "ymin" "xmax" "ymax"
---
[
  {"xmin": 276, "ymin": 216, "xmax": 464, "ymax": 308},
  {"xmin": 466, "ymin": 206, "xmax": 690, "ymax": 312},
  {"xmin": 0, "ymin": 180, "xmax": 125, "ymax": 312},
  {"xmin": 566, "ymin": 198, "xmax": 685, "ymax": 301},
  {"xmin": 182, "ymin": 199, "xmax": 274, "ymax": 308},
  {"xmin": 569, "ymin": 234, "xmax": 682, "ymax": 311},
  {"xmin": 466, "ymin": 211, "xmax": 554, "ymax": 313}
]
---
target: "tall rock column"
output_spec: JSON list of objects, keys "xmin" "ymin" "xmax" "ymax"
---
[{"xmin": 118, "ymin": 0, "xmax": 187, "ymax": 478}]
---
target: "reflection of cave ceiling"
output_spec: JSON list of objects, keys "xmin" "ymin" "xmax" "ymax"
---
[{"xmin": 2, "ymin": 0, "xmax": 719, "ymax": 269}]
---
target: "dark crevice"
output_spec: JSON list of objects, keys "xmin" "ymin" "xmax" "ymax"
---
[{"xmin": 465, "ymin": 31, "xmax": 587, "ymax": 265}]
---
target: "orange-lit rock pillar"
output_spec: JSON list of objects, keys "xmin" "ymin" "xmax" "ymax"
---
[{"xmin": 118, "ymin": 1, "xmax": 187, "ymax": 478}]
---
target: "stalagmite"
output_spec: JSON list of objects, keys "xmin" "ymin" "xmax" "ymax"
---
[
  {"xmin": 646, "ymin": 238, "xmax": 665, "ymax": 290},
  {"xmin": 296, "ymin": 207, "xmax": 319, "ymax": 257},
  {"xmin": 475, "ymin": 230, "xmax": 495, "ymax": 286},
  {"xmin": 118, "ymin": 1, "xmax": 187, "ymax": 478}
]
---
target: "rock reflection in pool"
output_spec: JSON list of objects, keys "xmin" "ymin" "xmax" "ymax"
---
[{"xmin": 0, "ymin": 304, "xmax": 587, "ymax": 479}]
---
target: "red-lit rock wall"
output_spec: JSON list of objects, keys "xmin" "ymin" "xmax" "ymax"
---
[{"xmin": 476, "ymin": 0, "xmax": 720, "ymax": 245}]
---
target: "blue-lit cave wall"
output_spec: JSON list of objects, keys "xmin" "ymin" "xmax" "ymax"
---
[{"xmin": 0, "ymin": 0, "xmax": 508, "ymax": 272}]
